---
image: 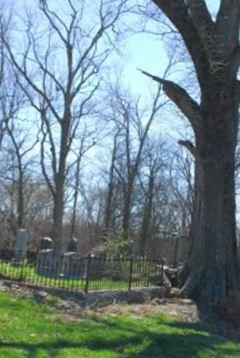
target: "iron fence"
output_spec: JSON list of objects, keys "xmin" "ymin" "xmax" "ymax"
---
[{"xmin": 0, "ymin": 252, "xmax": 164, "ymax": 293}]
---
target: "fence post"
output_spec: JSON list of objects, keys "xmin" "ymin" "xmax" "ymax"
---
[
  {"xmin": 84, "ymin": 254, "xmax": 91, "ymax": 294},
  {"xmin": 128, "ymin": 256, "xmax": 133, "ymax": 291}
]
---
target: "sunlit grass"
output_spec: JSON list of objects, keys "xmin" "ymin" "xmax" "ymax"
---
[
  {"xmin": 0, "ymin": 262, "xmax": 149, "ymax": 291},
  {"xmin": 0, "ymin": 291, "xmax": 239, "ymax": 357}
]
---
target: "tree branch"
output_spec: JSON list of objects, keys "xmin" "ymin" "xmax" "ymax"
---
[
  {"xmin": 178, "ymin": 140, "xmax": 197, "ymax": 158},
  {"xmin": 216, "ymin": 0, "xmax": 240, "ymax": 61},
  {"xmin": 186, "ymin": 0, "xmax": 215, "ymax": 46},
  {"xmin": 152, "ymin": 0, "xmax": 210, "ymax": 86},
  {"xmin": 139, "ymin": 69, "xmax": 203, "ymax": 132}
]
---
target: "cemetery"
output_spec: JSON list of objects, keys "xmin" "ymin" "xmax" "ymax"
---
[
  {"xmin": 1, "ymin": 1, "xmax": 240, "ymax": 357},
  {"xmin": 0, "ymin": 229, "xmax": 165, "ymax": 293}
]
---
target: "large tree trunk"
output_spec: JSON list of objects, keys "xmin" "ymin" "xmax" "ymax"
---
[
  {"xmin": 181, "ymin": 83, "xmax": 240, "ymax": 303},
  {"xmin": 51, "ymin": 112, "xmax": 69, "ymax": 251},
  {"xmin": 145, "ymin": 0, "xmax": 240, "ymax": 304}
]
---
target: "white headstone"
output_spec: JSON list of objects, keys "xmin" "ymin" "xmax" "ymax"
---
[{"xmin": 15, "ymin": 229, "xmax": 29, "ymax": 261}]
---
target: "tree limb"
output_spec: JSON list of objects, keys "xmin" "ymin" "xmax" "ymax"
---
[
  {"xmin": 152, "ymin": 0, "xmax": 210, "ymax": 86},
  {"xmin": 178, "ymin": 140, "xmax": 197, "ymax": 158},
  {"xmin": 139, "ymin": 69, "xmax": 203, "ymax": 132},
  {"xmin": 186, "ymin": 0, "xmax": 215, "ymax": 46},
  {"xmin": 216, "ymin": 0, "xmax": 240, "ymax": 62}
]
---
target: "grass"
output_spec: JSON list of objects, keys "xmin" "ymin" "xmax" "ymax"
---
[
  {"xmin": 0, "ymin": 291, "xmax": 239, "ymax": 357},
  {"xmin": 0, "ymin": 261, "xmax": 152, "ymax": 291}
]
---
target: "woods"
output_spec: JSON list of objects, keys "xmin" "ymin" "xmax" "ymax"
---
[{"xmin": 0, "ymin": 0, "xmax": 240, "ymax": 305}]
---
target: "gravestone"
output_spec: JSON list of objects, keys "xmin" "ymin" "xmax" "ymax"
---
[
  {"xmin": 40, "ymin": 237, "xmax": 53, "ymax": 250},
  {"xmin": 14, "ymin": 229, "xmax": 29, "ymax": 263},
  {"xmin": 36, "ymin": 249, "xmax": 54, "ymax": 275},
  {"xmin": 67, "ymin": 237, "xmax": 78, "ymax": 252}
]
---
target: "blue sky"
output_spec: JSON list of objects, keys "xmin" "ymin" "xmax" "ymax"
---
[
  {"xmin": 0, "ymin": 0, "xmax": 222, "ymax": 145},
  {"xmin": 122, "ymin": 0, "xmax": 221, "ymax": 93}
]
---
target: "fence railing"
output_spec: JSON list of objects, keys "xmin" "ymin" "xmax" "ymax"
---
[{"xmin": 0, "ymin": 252, "xmax": 164, "ymax": 293}]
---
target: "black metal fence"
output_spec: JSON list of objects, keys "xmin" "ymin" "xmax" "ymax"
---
[{"xmin": 0, "ymin": 252, "xmax": 164, "ymax": 293}]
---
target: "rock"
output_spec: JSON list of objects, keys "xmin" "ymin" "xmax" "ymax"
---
[
  {"xmin": 179, "ymin": 298, "xmax": 194, "ymax": 305},
  {"xmin": 148, "ymin": 272, "xmax": 172, "ymax": 295},
  {"xmin": 57, "ymin": 300, "xmax": 73, "ymax": 310},
  {"xmin": 85, "ymin": 287, "xmax": 166, "ymax": 307},
  {"xmin": 35, "ymin": 290, "xmax": 48, "ymax": 299},
  {"xmin": 151, "ymin": 297, "xmax": 167, "ymax": 306}
]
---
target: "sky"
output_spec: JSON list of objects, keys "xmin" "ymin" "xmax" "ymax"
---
[
  {"xmin": 122, "ymin": 0, "xmax": 221, "ymax": 93},
  {"xmin": 0, "ymin": 0, "xmax": 222, "ymax": 159},
  {"xmin": 0, "ymin": 0, "xmax": 223, "ymax": 158},
  {"xmin": 114, "ymin": 0, "xmax": 222, "ymax": 141},
  {"xmin": 1, "ymin": 0, "xmax": 221, "ymax": 97}
]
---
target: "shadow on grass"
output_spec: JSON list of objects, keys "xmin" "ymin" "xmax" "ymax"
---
[{"xmin": 0, "ymin": 317, "xmax": 239, "ymax": 358}]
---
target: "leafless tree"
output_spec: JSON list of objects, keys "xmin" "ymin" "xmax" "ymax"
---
[
  {"xmin": 2, "ymin": 0, "xmax": 128, "ymax": 250},
  {"xmin": 104, "ymin": 82, "xmax": 167, "ymax": 240},
  {"xmin": 138, "ymin": 137, "xmax": 167, "ymax": 255},
  {"xmin": 69, "ymin": 128, "xmax": 96, "ymax": 240},
  {"xmin": 4, "ymin": 118, "xmax": 38, "ymax": 228}
]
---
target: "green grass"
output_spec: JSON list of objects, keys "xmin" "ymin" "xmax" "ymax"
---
[
  {"xmin": 0, "ymin": 291, "xmax": 239, "ymax": 357},
  {"xmin": 0, "ymin": 262, "xmax": 150, "ymax": 291}
]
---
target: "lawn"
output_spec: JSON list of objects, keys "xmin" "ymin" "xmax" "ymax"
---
[
  {"xmin": 0, "ymin": 262, "xmax": 130, "ymax": 291},
  {"xmin": 0, "ymin": 259, "xmax": 159, "ymax": 291},
  {"xmin": 0, "ymin": 292, "xmax": 239, "ymax": 357}
]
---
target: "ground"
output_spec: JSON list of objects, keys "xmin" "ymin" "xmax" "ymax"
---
[{"xmin": 0, "ymin": 281, "xmax": 240, "ymax": 357}]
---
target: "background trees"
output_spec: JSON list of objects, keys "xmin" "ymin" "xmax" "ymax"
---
[
  {"xmin": 0, "ymin": 0, "xmax": 239, "ymax": 304},
  {"xmin": 2, "ymin": 0, "xmax": 128, "ymax": 250}
]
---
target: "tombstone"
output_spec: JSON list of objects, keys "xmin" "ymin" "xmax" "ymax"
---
[
  {"xmin": 36, "ymin": 249, "xmax": 54, "ymax": 275},
  {"xmin": 14, "ymin": 229, "xmax": 29, "ymax": 263},
  {"xmin": 40, "ymin": 237, "xmax": 53, "ymax": 250},
  {"xmin": 67, "ymin": 237, "xmax": 78, "ymax": 252}
]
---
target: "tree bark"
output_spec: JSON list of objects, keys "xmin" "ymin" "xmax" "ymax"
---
[
  {"xmin": 145, "ymin": 0, "xmax": 240, "ymax": 304},
  {"xmin": 51, "ymin": 186, "xmax": 64, "ymax": 252},
  {"xmin": 181, "ymin": 81, "xmax": 240, "ymax": 302}
]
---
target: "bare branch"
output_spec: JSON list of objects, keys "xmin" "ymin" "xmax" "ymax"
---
[
  {"xmin": 139, "ymin": 69, "xmax": 203, "ymax": 132},
  {"xmin": 152, "ymin": 0, "xmax": 210, "ymax": 86},
  {"xmin": 178, "ymin": 140, "xmax": 197, "ymax": 158}
]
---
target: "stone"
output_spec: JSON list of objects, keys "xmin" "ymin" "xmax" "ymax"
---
[
  {"xmin": 36, "ymin": 249, "xmax": 54, "ymax": 275},
  {"xmin": 36, "ymin": 250, "xmax": 86, "ymax": 279},
  {"xmin": 151, "ymin": 297, "xmax": 167, "ymax": 305},
  {"xmin": 85, "ymin": 287, "xmax": 166, "ymax": 306},
  {"xmin": 40, "ymin": 237, "xmax": 53, "ymax": 250},
  {"xmin": 67, "ymin": 237, "xmax": 78, "ymax": 252},
  {"xmin": 14, "ymin": 229, "xmax": 29, "ymax": 262},
  {"xmin": 35, "ymin": 290, "xmax": 48, "ymax": 299}
]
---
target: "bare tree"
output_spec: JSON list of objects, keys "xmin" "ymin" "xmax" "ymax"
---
[
  {"xmin": 104, "ymin": 128, "xmax": 121, "ymax": 230},
  {"xmin": 2, "ymin": 0, "xmax": 128, "ymax": 250},
  {"xmin": 139, "ymin": 137, "xmax": 167, "ymax": 256},
  {"xmin": 69, "ymin": 128, "xmax": 96, "ymax": 240},
  {"xmin": 4, "ymin": 118, "xmax": 38, "ymax": 228},
  {"xmin": 105, "ymin": 83, "xmax": 166, "ymax": 239},
  {"xmin": 169, "ymin": 148, "xmax": 194, "ymax": 267}
]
